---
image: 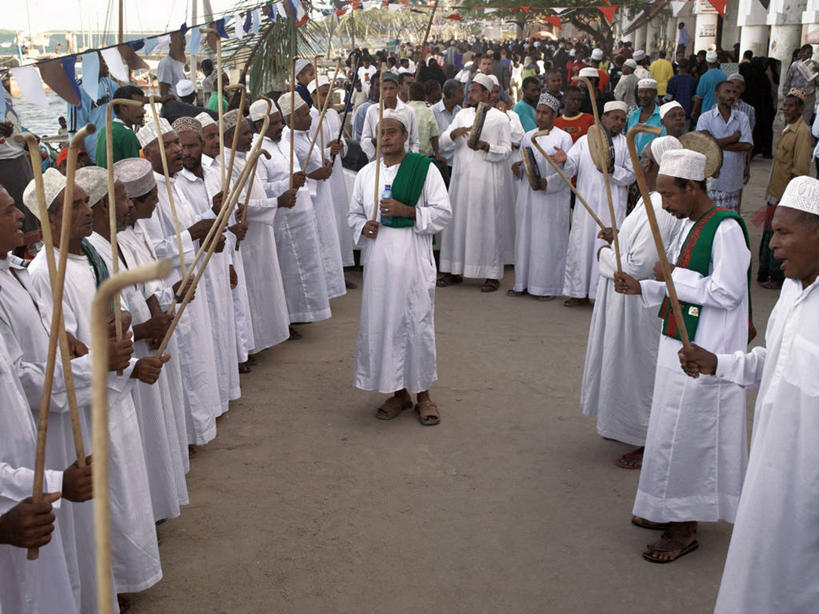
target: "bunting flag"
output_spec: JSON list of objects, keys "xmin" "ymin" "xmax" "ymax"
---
[
  {"xmin": 545, "ymin": 15, "xmax": 562, "ymax": 28},
  {"xmin": 39, "ymin": 58, "xmax": 80, "ymax": 106},
  {"xmin": 598, "ymin": 4, "xmax": 618, "ymax": 22},
  {"xmin": 706, "ymin": 0, "xmax": 726, "ymax": 15},
  {"xmin": 180, "ymin": 22, "xmax": 188, "ymax": 37},
  {"xmin": 118, "ymin": 43, "xmax": 150, "ymax": 72},
  {"xmin": 188, "ymin": 26, "xmax": 202, "ymax": 54},
  {"xmin": 336, "ymin": 7, "xmax": 347, "ymax": 15},
  {"xmin": 277, "ymin": 2, "xmax": 288, "ymax": 19},
  {"xmin": 80, "ymin": 52, "xmax": 101, "ymax": 100},
  {"xmin": 283, "ymin": 0, "xmax": 308, "ymax": 25},
  {"xmin": 0, "ymin": 83, "xmax": 10, "ymax": 119},
  {"xmin": 100, "ymin": 46, "xmax": 129, "ymax": 81},
  {"xmin": 670, "ymin": 0, "xmax": 686, "ymax": 15},
  {"xmin": 251, "ymin": 9, "xmax": 261, "ymax": 34},
  {"xmin": 552, "ymin": 6, "xmax": 567, "ymax": 12},
  {"xmin": 216, "ymin": 17, "xmax": 229, "ymax": 38},
  {"xmin": 129, "ymin": 39, "xmax": 145, "ymax": 52},
  {"xmin": 233, "ymin": 13, "xmax": 244, "ymax": 38},
  {"xmin": 10, "ymin": 66, "xmax": 49, "ymax": 108},
  {"xmin": 143, "ymin": 37, "xmax": 160, "ymax": 56}
]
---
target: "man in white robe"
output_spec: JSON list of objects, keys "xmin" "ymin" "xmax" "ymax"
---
[
  {"xmin": 614, "ymin": 149, "xmax": 752, "ymax": 563},
  {"xmin": 349, "ymin": 111, "xmax": 451, "ymax": 425},
  {"xmin": 250, "ymin": 99, "xmax": 331, "ymax": 331},
  {"xmin": 26, "ymin": 169, "xmax": 167, "ymax": 595},
  {"xmin": 360, "ymin": 72, "xmax": 420, "ymax": 160},
  {"xmin": 438, "ymin": 73, "xmax": 513, "ymax": 293},
  {"xmin": 562, "ymin": 101, "xmax": 635, "ymax": 306},
  {"xmin": 136, "ymin": 118, "xmax": 222, "ymax": 446},
  {"xmin": 509, "ymin": 92, "xmax": 573, "ymax": 299},
  {"xmin": 678, "ymin": 176, "xmax": 819, "ymax": 613},
  {"xmin": 581, "ymin": 137, "xmax": 684, "ymax": 469}
]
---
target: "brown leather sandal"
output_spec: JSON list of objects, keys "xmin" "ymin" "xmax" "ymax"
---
[
  {"xmin": 415, "ymin": 399, "xmax": 440, "ymax": 426},
  {"xmin": 376, "ymin": 396, "xmax": 412, "ymax": 420}
]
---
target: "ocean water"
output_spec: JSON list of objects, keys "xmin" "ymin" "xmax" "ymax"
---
[{"xmin": 14, "ymin": 90, "xmax": 67, "ymax": 137}]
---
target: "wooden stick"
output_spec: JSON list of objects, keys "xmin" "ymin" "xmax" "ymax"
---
[
  {"xmin": 223, "ymin": 84, "xmax": 247, "ymax": 193},
  {"xmin": 148, "ymin": 97, "xmax": 187, "ymax": 280},
  {"xmin": 215, "ymin": 35, "xmax": 226, "ymax": 196},
  {"xmin": 573, "ymin": 75, "xmax": 622, "ymax": 272},
  {"xmin": 26, "ymin": 125, "xmax": 95, "ymax": 560},
  {"xmin": 415, "ymin": 0, "xmax": 440, "ymax": 80},
  {"xmin": 90, "ymin": 260, "xmax": 171, "ymax": 614},
  {"xmin": 626, "ymin": 124, "xmax": 691, "ymax": 350},
  {"xmin": 233, "ymin": 149, "xmax": 271, "ymax": 252},
  {"xmin": 333, "ymin": 51, "xmax": 362, "ymax": 162},
  {"xmin": 305, "ymin": 59, "xmax": 343, "ymax": 163},
  {"xmin": 370, "ymin": 63, "xmax": 386, "ymax": 221},
  {"xmin": 530, "ymin": 133, "xmax": 606, "ymax": 231},
  {"xmin": 289, "ymin": 58, "xmax": 297, "ymax": 189}
]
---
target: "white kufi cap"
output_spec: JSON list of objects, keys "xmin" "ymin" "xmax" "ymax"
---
[
  {"xmin": 248, "ymin": 99, "xmax": 273, "ymax": 122},
  {"xmin": 22, "ymin": 168, "xmax": 66, "ymax": 222},
  {"xmin": 294, "ymin": 58, "xmax": 311, "ymax": 76},
  {"xmin": 195, "ymin": 112, "xmax": 217, "ymax": 128},
  {"xmin": 659, "ymin": 100, "xmax": 683, "ymax": 118},
  {"xmin": 603, "ymin": 101, "xmax": 628, "ymax": 114},
  {"xmin": 472, "ymin": 73, "xmax": 494, "ymax": 91},
  {"xmin": 114, "ymin": 157, "xmax": 156, "ymax": 199},
  {"xmin": 307, "ymin": 76, "xmax": 330, "ymax": 94},
  {"xmin": 778, "ymin": 175, "xmax": 819, "ymax": 217},
  {"xmin": 222, "ymin": 109, "xmax": 241, "ymax": 133},
  {"xmin": 176, "ymin": 79, "xmax": 195, "ymax": 98},
  {"xmin": 74, "ymin": 166, "xmax": 109, "ymax": 208},
  {"xmin": 578, "ymin": 67, "xmax": 599, "ymax": 79},
  {"xmin": 633, "ymin": 50, "xmax": 646, "ymax": 61},
  {"xmin": 380, "ymin": 109, "xmax": 408, "ymax": 130},
  {"xmin": 487, "ymin": 74, "xmax": 500, "ymax": 88},
  {"xmin": 623, "ymin": 59, "xmax": 637, "ymax": 69},
  {"xmin": 648, "ymin": 135, "xmax": 683, "ymax": 165},
  {"xmin": 658, "ymin": 148, "xmax": 706, "ymax": 182},
  {"xmin": 706, "ymin": 50, "xmax": 718, "ymax": 63},
  {"xmin": 591, "ymin": 48, "xmax": 603, "ymax": 61},
  {"xmin": 276, "ymin": 92, "xmax": 307, "ymax": 118},
  {"xmin": 538, "ymin": 92, "xmax": 561, "ymax": 112},
  {"xmin": 136, "ymin": 117, "xmax": 174, "ymax": 148},
  {"xmin": 637, "ymin": 78, "xmax": 658, "ymax": 90}
]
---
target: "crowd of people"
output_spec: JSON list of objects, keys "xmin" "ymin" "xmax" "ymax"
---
[{"xmin": 0, "ymin": 29, "xmax": 817, "ymax": 614}]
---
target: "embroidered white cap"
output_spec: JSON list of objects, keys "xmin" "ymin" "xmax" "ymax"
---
[
  {"xmin": 778, "ymin": 175, "xmax": 819, "ymax": 217},
  {"xmin": 22, "ymin": 167, "xmax": 66, "ymax": 221},
  {"xmin": 658, "ymin": 148, "xmax": 706, "ymax": 182}
]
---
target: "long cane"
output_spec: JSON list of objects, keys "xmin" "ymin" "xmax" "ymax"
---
[
  {"xmin": 233, "ymin": 149, "xmax": 271, "ymax": 251},
  {"xmin": 333, "ymin": 50, "xmax": 362, "ymax": 162},
  {"xmin": 223, "ymin": 83, "xmax": 247, "ymax": 193},
  {"xmin": 530, "ymin": 133, "xmax": 606, "ymax": 230},
  {"xmin": 289, "ymin": 58, "xmax": 297, "ymax": 189},
  {"xmin": 26, "ymin": 125, "xmax": 95, "ymax": 559},
  {"xmin": 370, "ymin": 63, "xmax": 386, "ymax": 221},
  {"xmin": 148, "ymin": 97, "xmax": 187, "ymax": 279},
  {"xmin": 626, "ymin": 124, "xmax": 691, "ymax": 350},
  {"xmin": 305, "ymin": 59, "xmax": 343, "ymax": 162},
  {"xmin": 573, "ymin": 75, "xmax": 622, "ymax": 272},
  {"xmin": 90, "ymin": 260, "xmax": 171, "ymax": 614}
]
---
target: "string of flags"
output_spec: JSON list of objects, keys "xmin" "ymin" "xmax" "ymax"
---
[{"xmin": 6, "ymin": 0, "xmax": 309, "ymax": 109}]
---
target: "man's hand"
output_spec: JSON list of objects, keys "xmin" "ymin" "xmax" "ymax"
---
[
  {"xmin": 172, "ymin": 278, "xmax": 195, "ymax": 302},
  {"xmin": 653, "ymin": 260, "xmax": 674, "ymax": 281},
  {"xmin": 132, "ymin": 354, "xmax": 171, "ymax": 385},
  {"xmin": 0, "ymin": 122, "xmax": 14, "ymax": 138},
  {"xmin": 512, "ymin": 161, "xmax": 522, "ymax": 179},
  {"xmin": 362, "ymin": 220, "xmax": 380, "ymax": 239},
  {"xmin": 188, "ymin": 218, "xmax": 215, "ymax": 241},
  {"xmin": 613, "ymin": 271, "xmax": 641, "ymax": 295},
  {"xmin": 597, "ymin": 227, "xmax": 614, "ymax": 244},
  {"xmin": 310, "ymin": 161, "xmax": 333, "ymax": 181},
  {"xmin": 278, "ymin": 189, "xmax": 298, "ymax": 209},
  {"xmin": 328, "ymin": 139, "xmax": 343, "ymax": 156},
  {"xmin": 108, "ymin": 332, "xmax": 134, "ymax": 372},
  {"xmin": 210, "ymin": 233, "xmax": 227, "ymax": 253},
  {"xmin": 0, "ymin": 493, "xmax": 60, "ymax": 548},
  {"xmin": 535, "ymin": 178, "xmax": 548, "ymax": 191},
  {"xmin": 133, "ymin": 312, "xmax": 172, "ymax": 342},
  {"xmin": 678, "ymin": 343, "xmax": 718, "ymax": 378},
  {"xmin": 62, "ymin": 456, "xmax": 93, "ymax": 502},
  {"xmin": 450, "ymin": 126, "xmax": 470, "ymax": 139},
  {"xmin": 469, "ymin": 139, "xmax": 489, "ymax": 152},
  {"xmin": 379, "ymin": 198, "xmax": 414, "ymax": 220},
  {"xmin": 548, "ymin": 147, "xmax": 567, "ymax": 165},
  {"xmin": 228, "ymin": 221, "xmax": 248, "ymax": 241},
  {"xmin": 292, "ymin": 171, "xmax": 307, "ymax": 189},
  {"xmin": 211, "ymin": 191, "xmax": 224, "ymax": 216},
  {"xmin": 106, "ymin": 311, "xmax": 132, "ymax": 337},
  {"xmin": 229, "ymin": 265, "xmax": 238, "ymax": 290},
  {"xmin": 66, "ymin": 332, "xmax": 88, "ymax": 358}
]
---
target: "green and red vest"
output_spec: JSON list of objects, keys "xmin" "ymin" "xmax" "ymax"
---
[{"xmin": 380, "ymin": 152, "xmax": 431, "ymax": 228}]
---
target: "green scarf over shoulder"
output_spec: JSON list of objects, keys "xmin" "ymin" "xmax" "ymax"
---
[{"xmin": 380, "ymin": 152, "xmax": 432, "ymax": 228}]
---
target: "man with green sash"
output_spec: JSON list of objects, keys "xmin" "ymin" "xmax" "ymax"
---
[
  {"xmin": 348, "ymin": 110, "xmax": 451, "ymax": 426},
  {"xmin": 613, "ymin": 148, "xmax": 753, "ymax": 563}
]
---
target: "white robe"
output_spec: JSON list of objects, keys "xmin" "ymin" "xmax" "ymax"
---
[
  {"xmin": 500, "ymin": 109, "xmax": 526, "ymax": 265},
  {"xmin": 714, "ymin": 277, "xmax": 819, "ymax": 614},
  {"xmin": 512, "ymin": 127, "xmax": 574, "ymax": 296},
  {"xmin": 175, "ymin": 166, "xmax": 241, "ymax": 409},
  {"xmin": 348, "ymin": 158, "xmax": 451, "ymax": 393},
  {"xmin": 360, "ymin": 98, "xmax": 421, "ymax": 160},
  {"xmin": 580, "ymin": 193, "xmax": 683, "ymax": 445},
  {"xmin": 562, "ymin": 133, "xmax": 635, "ymax": 299},
  {"xmin": 0, "ymin": 333, "xmax": 78, "ymax": 614},
  {"xmin": 633, "ymin": 217, "xmax": 751, "ymax": 523},
  {"xmin": 28, "ymin": 248, "xmax": 162, "ymax": 594},
  {"xmin": 217, "ymin": 150, "xmax": 290, "ymax": 351},
  {"xmin": 87, "ymin": 232, "xmax": 189, "ymax": 523},
  {"xmin": 138, "ymin": 171, "xmax": 220, "ymax": 444},
  {"xmin": 287, "ymin": 127, "xmax": 347, "ymax": 300},
  {"xmin": 255, "ymin": 134, "xmax": 331, "ymax": 323},
  {"xmin": 439, "ymin": 105, "xmax": 513, "ymax": 280}
]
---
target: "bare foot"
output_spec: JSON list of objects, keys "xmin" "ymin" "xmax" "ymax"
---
[{"xmin": 616, "ymin": 447, "xmax": 644, "ymax": 469}]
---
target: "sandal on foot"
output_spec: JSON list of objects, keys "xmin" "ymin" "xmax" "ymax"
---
[
  {"xmin": 563, "ymin": 297, "xmax": 590, "ymax": 307},
  {"xmin": 642, "ymin": 532, "xmax": 699, "ymax": 564},
  {"xmin": 345, "ymin": 278, "xmax": 358, "ymax": 290},
  {"xmin": 535, "ymin": 295, "xmax": 555, "ymax": 301},
  {"xmin": 238, "ymin": 362, "xmax": 252, "ymax": 374},
  {"xmin": 415, "ymin": 400, "xmax": 440, "ymax": 426},
  {"xmin": 437, "ymin": 273, "xmax": 463, "ymax": 287},
  {"xmin": 507, "ymin": 288, "xmax": 527, "ymax": 297},
  {"xmin": 481, "ymin": 279, "xmax": 500, "ymax": 293},
  {"xmin": 631, "ymin": 516, "xmax": 671, "ymax": 531},
  {"xmin": 376, "ymin": 397, "xmax": 412, "ymax": 420},
  {"xmin": 289, "ymin": 326, "xmax": 302, "ymax": 341},
  {"xmin": 616, "ymin": 447, "xmax": 644, "ymax": 470}
]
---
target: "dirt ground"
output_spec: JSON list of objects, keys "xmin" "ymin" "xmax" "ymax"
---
[{"xmin": 130, "ymin": 157, "xmax": 780, "ymax": 614}]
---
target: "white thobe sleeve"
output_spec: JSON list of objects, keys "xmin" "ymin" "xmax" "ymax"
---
[
  {"xmin": 348, "ymin": 166, "xmax": 371, "ymax": 246},
  {"xmin": 485, "ymin": 119, "xmax": 511, "ymax": 162},
  {"xmin": 714, "ymin": 346, "xmax": 767, "ymax": 388},
  {"xmin": 509, "ymin": 113, "xmax": 525, "ymax": 147},
  {"xmin": 439, "ymin": 110, "xmax": 467, "ymax": 150},
  {"xmin": 254, "ymin": 157, "xmax": 291, "ymax": 200},
  {"xmin": 243, "ymin": 178, "xmax": 278, "ymax": 226},
  {"xmin": 0, "ymin": 464, "xmax": 63, "ymax": 513},
  {"xmin": 140, "ymin": 214, "xmax": 196, "ymax": 269},
  {"xmin": 407, "ymin": 112, "xmax": 420, "ymax": 153},
  {"xmin": 562, "ymin": 138, "xmax": 582, "ymax": 179},
  {"xmin": 610, "ymin": 142, "xmax": 635, "ymax": 186},
  {"xmin": 541, "ymin": 134, "xmax": 574, "ymax": 194},
  {"xmin": 414, "ymin": 164, "xmax": 452, "ymax": 235},
  {"xmin": 361, "ymin": 109, "xmax": 376, "ymax": 160}
]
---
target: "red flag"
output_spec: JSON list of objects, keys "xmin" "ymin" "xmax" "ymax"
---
[
  {"xmin": 446, "ymin": 12, "xmax": 462, "ymax": 20},
  {"xmin": 545, "ymin": 15, "xmax": 562, "ymax": 28},
  {"xmin": 598, "ymin": 4, "xmax": 618, "ymax": 22},
  {"xmin": 336, "ymin": 8, "xmax": 347, "ymax": 15},
  {"xmin": 706, "ymin": 0, "xmax": 727, "ymax": 15}
]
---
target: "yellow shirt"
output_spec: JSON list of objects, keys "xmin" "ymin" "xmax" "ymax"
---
[{"xmin": 649, "ymin": 59, "xmax": 674, "ymax": 96}]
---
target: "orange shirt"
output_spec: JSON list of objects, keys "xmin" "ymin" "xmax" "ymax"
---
[{"xmin": 554, "ymin": 113, "xmax": 595, "ymax": 143}]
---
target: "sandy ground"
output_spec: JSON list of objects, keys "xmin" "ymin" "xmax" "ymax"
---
[{"xmin": 130, "ymin": 157, "xmax": 780, "ymax": 614}]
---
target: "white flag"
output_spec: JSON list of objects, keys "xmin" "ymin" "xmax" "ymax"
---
[{"xmin": 10, "ymin": 65, "xmax": 48, "ymax": 108}]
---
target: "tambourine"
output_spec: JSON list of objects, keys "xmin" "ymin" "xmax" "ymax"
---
[
  {"xmin": 468, "ymin": 102, "xmax": 489, "ymax": 149},
  {"xmin": 587, "ymin": 123, "xmax": 615, "ymax": 175},
  {"xmin": 680, "ymin": 130, "xmax": 723, "ymax": 179},
  {"xmin": 521, "ymin": 145, "xmax": 541, "ymax": 190}
]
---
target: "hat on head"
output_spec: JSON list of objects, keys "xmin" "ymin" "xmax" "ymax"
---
[
  {"xmin": 603, "ymin": 100, "xmax": 628, "ymax": 114},
  {"xmin": 786, "ymin": 88, "xmax": 807, "ymax": 102},
  {"xmin": 276, "ymin": 91, "xmax": 307, "ymax": 117},
  {"xmin": 637, "ymin": 78, "xmax": 658, "ymax": 90},
  {"xmin": 487, "ymin": 74, "xmax": 500, "ymax": 88},
  {"xmin": 176, "ymin": 79, "xmax": 195, "ymax": 98},
  {"xmin": 294, "ymin": 58, "xmax": 311, "ymax": 77},
  {"xmin": 569, "ymin": 49, "xmax": 576, "ymax": 57},
  {"xmin": 248, "ymin": 99, "xmax": 273, "ymax": 122},
  {"xmin": 578, "ymin": 67, "xmax": 599, "ymax": 79},
  {"xmin": 727, "ymin": 73, "xmax": 744, "ymax": 83},
  {"xmin": 172, "ymin": 116, "xmax": 202, "ymax": 137},
  {"xmin": 623, "ymin": 58, "xmax": 637, "ymax": 70},
  {"xmin": 658, "ymin": 148, "xmax": 706, "ymax": 181},
  {"xmin": 136, "ymin": 117, "xmax": 174, "ymax": 148},
  {"xmin": 472, "ymin": 73, "xmax": 494, "ymax": 91},
  {"xmin": 307, "ymin": 76, "xmax": 330, "ymax": 95},
  {"xmin": 659, "ymin": 100, "xmax": 683, "ymax": 119},
  {"xmin": 74, "ymin": 166, "xmax": 109, "ymax": 208},
  {"xmin": 382, "ymin": 71, "xmax": 400, "ymax": 85},
  {"xmin": 195, "ymin": 112, "xmax": 216, "ymax": 129},
  {"xmin": 537, "ymin": 92, "xmax": 561, "ymax": 113},
  {"xmin": 648, "ymin": 135, "xmax": 683, "ymax": 165},
  {"xmin": 114, "ymin": 157, "xmax": 156, "ymax": 199},
  {"xmin": 705, "ymin": 50, "xmax": 718, "ymax": 63},
  {"xmin": 22, "ymin": 168, "xmax": 66, "ymax": 222},
  {"xmin": 633, "ymin": 50, "xmax": 646, "ymax": 61},
  {"xmin": 778, "ymin": 175, "xmax": 819, "ymax": 217},
  {"xmin": 591, "ymin": 48, "xmax": 603, "ymax": 61},
  {"xmin": 222, "ymin": 109, "xmax": 241, "ymax": 133},
  {"xmin": 380, "ymin": 108, "xmax": 408, "ymax": 130}
]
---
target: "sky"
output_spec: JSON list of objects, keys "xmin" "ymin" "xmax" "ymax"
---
[{"xmin": 10, "ymin": 0, "xmax": 240, "ymax": 34}]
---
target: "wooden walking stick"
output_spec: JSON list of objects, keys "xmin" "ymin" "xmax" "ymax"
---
[
  {"xmin": 305, "ymin": 59, "xmax": 343, "ymax": 162},
  {"xmin": 26, "ymin": 125, "xmax": 95, "ymax": 560},
  {"xmin": 233, "ymin": 149, "xmax": 271, "ymax": 251},
  {"xmin": 415, "ymin": 0, "xmax": 440, "ymax": 80},
  {"xmin": 530, "ymin": 131, "xmax": 607, "ymax": 230},
  {"xmin": 626, "ymin": 124, "xmax": 691, "ymax": 350},
  {"xmin": 370, "ymin": 63, "xmax": 386, "ymax": 221},
  {"xmin": 148, "ymin": 97, "xmax": 187, "ymax": 279},
  {"xmin": 90, "ymin": 260, "xmax": 171, "ymax": 614},
  {"xmin": 223, "ymin": 83, "xmax": 247, "ymax": 193},
  {"xmin": 289, "ymin": 57, "xmax": 297, "ymax": 189},
  {"xmin": 573, "ymin": 75, "xmax": 622, "ymax": 272}
]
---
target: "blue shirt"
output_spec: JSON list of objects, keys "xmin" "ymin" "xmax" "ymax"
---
[
  {"xmin": 352, "ymin": 100, "xmax": 374, "ymax": 142},
  {"xmin": 66, "ymin": 76, "xmax": 118, "ymax": 162},
  {"xmin": 626, "ymin": 104, "xmax": 666, "ymax": 154},
  {"xmin": 696, "ymin": 106, "xmax": 752, "ymax": 192},
  {"xmin": 696, "ymin": 67, "xmax": 727, "ymax": 115},
  {"xmin": 431, "ymin": 100, "xmax": 461, "ymax": 164},
  {"xmin": 512, "ymin": 100, "xmax": 537, "ymax": 132},
  {"xmin": 666, "ymin": 73, "xmax": 696, "ymax": 117}
]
